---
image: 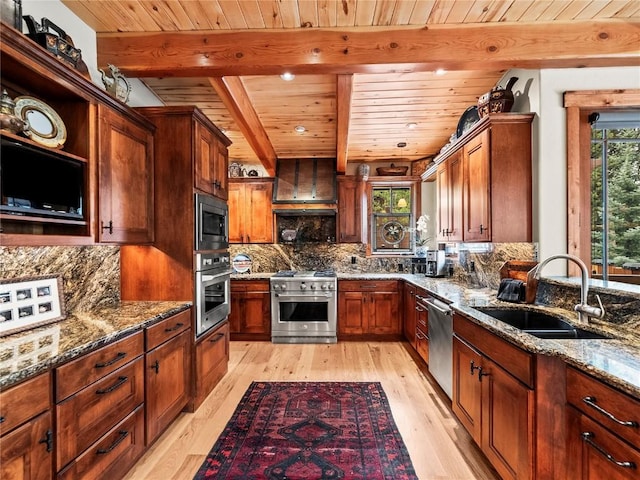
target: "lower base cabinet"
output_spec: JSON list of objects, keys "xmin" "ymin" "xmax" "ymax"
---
[
  {"xmin": 338, "ymin": 280, "xmax": 400, "ymax": 336},
  {"xmin": 189, "ymin": 321, "xmax": 230, "ymax": 412},
  {"xmin": 415, "ymin": 292, "xmax": 429, "ymax": 364},
  {"xmin": 229, "ymin": 280, "xmax": 270, "ymax": 340},
  {"xmin": 0, "ymin": 410, "xmax": 53, "ymax": 480},
  {"xmin": 452, "ymin": 313, "xmax": 534, "ymax": 480}
]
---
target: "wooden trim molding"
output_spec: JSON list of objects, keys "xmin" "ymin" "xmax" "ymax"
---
[{"xmin": 563, "ymin": 89, "xmax": 640, "ymax": 276}]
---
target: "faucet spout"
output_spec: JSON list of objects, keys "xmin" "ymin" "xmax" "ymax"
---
[{"xmin": 531, "ymin": 254, "xmax": 605, "ymax": 324}]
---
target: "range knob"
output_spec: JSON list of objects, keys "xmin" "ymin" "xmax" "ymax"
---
[
  {"xmin": 310, "ymin": 284, "xmax": 317, "ymax": 290},
  {"xmin": 273, "ymin": 284, "xmax": 280, "ymax": 291},
  {"xmin": 281, "ymin": 284, "xmax": 287, "ymax": 290},
  {"xmin": 320, "ymin": 284, "xmax": 327, "ymax": 290},
  {"xmin": 300, "ymin": 283, "xmax": 307, "ymax": 290}
]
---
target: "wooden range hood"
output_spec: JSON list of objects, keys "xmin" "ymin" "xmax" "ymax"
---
[{"xmin": 272, "ymin": 159, "xmax": 337, "ymax": 212}]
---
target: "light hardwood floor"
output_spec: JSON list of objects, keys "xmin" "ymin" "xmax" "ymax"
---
[{"xmin": 124, "ymin": 341, "xmax": 499, "ymax": 479}]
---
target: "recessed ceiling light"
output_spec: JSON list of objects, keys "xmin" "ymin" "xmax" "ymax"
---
[
  {"xmin": 435, "ymin": 68, "xmax": 446, "ymax": 76},
  {"xmin": 294, "ymin": 125, "xmax": 306, "ymax": 133},
  {"xmin": 280, "ymin": 72, "xmax": 295, "ymax": 81},
  {"xmin": 406, "ymin": 122, "xmax": 418, "ymax": 129}
]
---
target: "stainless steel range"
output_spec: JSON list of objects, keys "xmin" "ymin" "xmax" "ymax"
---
[{"xmin": 270, "ymin": 270, "xmax": 337, "ymax": 343}]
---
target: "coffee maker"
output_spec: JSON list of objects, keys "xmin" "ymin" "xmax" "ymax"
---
[{"xmin": 425, "ymin": 250, "xmax": 446, "ymax": 277}]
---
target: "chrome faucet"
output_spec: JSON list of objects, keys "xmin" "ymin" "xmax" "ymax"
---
[{"xmin": 530, "ymin": 254, "xmax": 605, "ymax": 324}]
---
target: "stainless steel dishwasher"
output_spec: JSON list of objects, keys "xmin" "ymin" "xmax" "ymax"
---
[{"xmin": 426, "ymin": 297, "xmax": 453, "ymax": 399}]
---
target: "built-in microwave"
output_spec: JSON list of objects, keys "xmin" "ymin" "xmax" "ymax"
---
[{"xmin": 195, "ymin": 193, "xmax": 228, "ymax": 251}]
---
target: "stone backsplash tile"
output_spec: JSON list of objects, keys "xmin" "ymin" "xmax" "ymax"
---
[{"xmin": 0, "ymin": 246, "xmax": 120, "ymax": 312}]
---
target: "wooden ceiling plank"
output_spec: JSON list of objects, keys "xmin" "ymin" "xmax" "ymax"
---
[
  {"xmin": 336, "ymin": 74, "xmax": 353, "ymax": 173},
  {"xmin": 575, "ymin": 0, "xmax": 618, "ymax": 20},
  {"xmin": 479, "ymin": 0, "xmax": 516, "ymax": 22},
  {"xmin": 445, "ymin": 0, "xmax": 474, "ymax": 23},
  {"xmin": 189, "ymin": 1, "xmax": 229, "ymax": 29},
  {"xmin": 237, "ymin": 0, "xmax": 267, "ymax": 28},
  {"xmin": 272, "ymin": 0, "xmax": 300, "ymax": 28},
  {"xmin": 337, "ymin": 0, "xmax": 358, "ymax": 26},
  {"xmin": 596, "ymin": 0, "xmax": 636, "ymax": 18},
  {"xmin": 132, "ymin": 1, "xmax": 186, "ymax": 31},
  {"xmin": 612, "ymin": 1, "xmax": 640, "ymax": 18},
  {"xmin": 60, "ymin": 1, "xmax": 112, "ymax": 32},
  {"xmin": 426, "ymin": 0, "xmax": 456, "ymax": 23},
  {"xmin": 318, "ymin": 0, "xmax": 338, "ymax": 27},
  {"xmin": 518, "ymin": 0, "xmax": 555, "ymax": 22},
  {"xmin": 499, "ymin": 0, "xmax": 534, "ymax": 22},
  {"xmin": 97, "ymin": 21, "xmax": 640, "ymax": 76},
  {"xmin": 298, "ymin": 0, "xmax": 320, "ymax": 27},
  {"xmin": 209, "ymin": 76, "xmax": 277, "ymax": 175},
  {"xmin": 217, "ymin": 1, "xmax": 249, "ymax": 29},
  {"xmin": 556, "ymin": 1, "xmax": 591, "ymax": 20},
  {"xmin": 256, "ymin": 0, "xmax": 284, "ymax": 28},
  {"xmin": 533, "ymin": 0, "xmax": 572, "ymax": 22},
  {"xmin": 408, "ymin": 0, "xmax": 437, "ymax": 23},
  {"xmin": 462, "ymin": 0, "xmax": 496, "ymax": 23},
  {"xmin": 158, "ymin": 1, "xmax": 200, "ymax": 30},
  {"xmin": 354, "ymin": 0, "xmax": 377, "ymax": 25},
  {"xmin": 373, "ymin": 0, "xmax": 399, "ymax": 26},
  {"xmin": 391, "ymin": 0, "xmax": 418, "ymax": 24}
]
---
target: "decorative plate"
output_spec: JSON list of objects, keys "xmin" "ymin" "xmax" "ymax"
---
[
  {"xmin": 456, "ymin": 105, "xmax": 480, "ymax": 139},
  {"xmin": 14, "ymin": 96, "xmax": 67, "ymax": 148},
  {"xmin": 381, "ymin": 221, "xmax": 405, "ymax": 245},
  {"xmin": 232, "ymin": 254, "xmax": 252, "ymax": 274}
]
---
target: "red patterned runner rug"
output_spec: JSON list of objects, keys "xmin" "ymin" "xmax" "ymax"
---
[{"xmin": 194, "ymin": 381, "xmax": 418, "ymax": 479}]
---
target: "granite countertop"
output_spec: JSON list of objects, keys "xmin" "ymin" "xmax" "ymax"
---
[
  {"xmin": 0, "ymin": 301, "xmax": 192, "ymax": 389},
  {"xmin": 234, "ymin": 271, "xmax": 640, "ymax": 399}
]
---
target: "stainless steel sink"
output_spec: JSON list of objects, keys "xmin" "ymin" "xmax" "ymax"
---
[{"xmin": 474, "ymin": 307, "xmax": 612, "ymax": 340}]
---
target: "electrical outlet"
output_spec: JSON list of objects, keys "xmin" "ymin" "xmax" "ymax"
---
[
  {"xmin": 469, "ymin": 261, "xmax": 475, "ymax": 272},
  {"xmin": 351, "ymin": 256, "xmax": 357, "ymax": 264}
]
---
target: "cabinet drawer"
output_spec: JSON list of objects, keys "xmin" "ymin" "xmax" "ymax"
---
[
  {"xmin": 416, "ymin": 327, "xmax": 429, "ymax": 364},
  {"xmin": 56, "ymin": 357, "xmax": 144, "ymax": 469},
  {"xmin": 55, "ymin": 332, "xmax": 143, "ymax": 401},
  {"xmin": 453, "ymin": 313, "xmax": 534, "ymax": 388},
  {"xmin": 194, "ymin": 322, "xmax": 229, "ymax": 410},
  {"xmin": 0, "ymin": 373, "xmax": 51, "ymax": 436},
  {"xmin": 145, "ymin": 309, "xmax": 191, "ymax": 351},
  {"xmin": 339, "ymin": 280, "xmax": 398, "ymax": 292},
  {"xmin": 231, "ymin": 280, "xmax": 269, "ymax": 293},
  {"xmin": 567, "ymin": 367, "xmax": 640, "ymax": 448},
  {"xmin": 57, "ymin": 405, "xmax": 145, "ymax": 480}
]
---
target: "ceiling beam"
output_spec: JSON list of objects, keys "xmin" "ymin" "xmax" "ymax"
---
[
  {"xmin": 97, "ymin": 21, "xmax": 640, "ymax": 77},
  {"xmin": 336, "ymin": 74, "xmax": 353, "ymax": 174},
  {"xmin": 208, "ymin": 77, "xmax": 277, "ymax": 176}
]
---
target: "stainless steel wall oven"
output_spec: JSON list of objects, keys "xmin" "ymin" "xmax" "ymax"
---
[{"xmin": 195, "ymin": 252, "xmax": 231, "ymax": 337}]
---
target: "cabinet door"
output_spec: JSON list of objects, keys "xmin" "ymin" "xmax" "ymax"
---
[
  {"xmin": 245, "ymin": 182, "xmax": 273, "ymax": 243},
  {"xmin": 402, "ymin": 284, "xmax": 417, "ymax": 347},
  {"xmin": 241, "ymin": 292, "xmax": 271, "ymax": 334},
  {"xmin": 214, "ymin": 141, "xmax": 229, "ymax": 200},
  {"xmin": 481, "ymin": 358, "xmax": 534, "ymax": 480},
  {"xmin": 146, "ymin": 329, "xmax": 191, "ymax": 444},
  {"xmin": 227, "ymin": 183, "xmax": 244, "ymax": 243},
  {"xmin": 464, "ymin": 130, "xmax": 491, "ymax": 242},
  {"xmin": 98, "ymin": 106, "xmax": 154, "ymax": 244},
  {"xmin": 0, "ymin": 411, "xmax": 52, "ymax": 480},
  {"xmin": 338, "ymin": 291, "xmax": 366, "ymax": 335},
  {"xmin": 192, "ymin": 322, "xmax": 229, "ymax": 411},
  {"xmin": 368, "ymin": 292, "xmax": 400, "ymax": 334},
  {"xmin": 436, "ymin": 162, "xmax": 450, "ymax": 242},
  {"xmin": 452, "ymin": 336, "xmax": 482, "ymax": 443},
  {"xmin": 194, "ymin": 121, "xmax": 216, "ymax": 196},
  {"xmin": 436, "ymin": 152, "xmax": 463, "ymax": 242},
  {"xmin": 338, "ymin": 178, "xmax": 363, "ymax": 243}
]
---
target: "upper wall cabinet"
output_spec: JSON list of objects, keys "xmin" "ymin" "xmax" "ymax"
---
[
  {"xmin": 430, "ymin": 113, "xmax": 534, "ymax": 243},
  {"xmin": 194, "ymin": 120, "xmax": 230, "ymax": 201},
  {"xmin": 337, "ymin": 176, "xmax": 365, "ymax": 243},
  {"xmin": 0, "ymin": 26, "xmax": 157, "ymax": 246},
  {"xmin": 97, "ymin": 105, "xmax": 155, "ymax": 244}
]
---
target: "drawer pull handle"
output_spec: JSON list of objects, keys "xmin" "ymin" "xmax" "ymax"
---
[
  {"xmin": 209, "ymin": 333, "xmax": 225, "ymax": 343},
  {"xmin": 0, "ymin": 416, "xmax": 5, "ymax": 424},
  {"xmin": 95, "ymin": 352, "xmax": 126, "ymax": 369},
  {"xmin": 39, "ymin": 429, "xmax": 53, "ymax": 453},
  {"xmin": 581, "ymin": 432, "xmax": 637, "ymax": 469},
  {"xmin": 583, "ymin": 396, "xmax": 639, "ymax": 427},
  {"xmin": 470, "ymin": 360, "xmax": 481, "ymax": 376},
  {"xmin": 96, "ymin": 376, "xmax": 128, "ymax": 394},
  {"xmin": 164, "ymin": 322, "xmax": 185, "ymax": 332},
  {"xmin": 97, "ymin": 430, "xmax": 129, "ymax": 455}
]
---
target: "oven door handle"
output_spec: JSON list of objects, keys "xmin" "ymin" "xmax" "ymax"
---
[
  {"xmin": 274, "ymin": 293, "xmax": 333, "ymax": 299},
  {"xmin": 200, "ymin": 271, "xmax": 231, "ymax": 283}
]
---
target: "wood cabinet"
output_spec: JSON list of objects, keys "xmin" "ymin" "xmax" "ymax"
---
[
  {"xmin": 97, "ymin": 105, "xmax": 155, "ymax": 244},
  {"xmin": 436, "ymin": 151, "xmax": 464, "ymax": 242},
  {"xmin": 0, "ymin": 373, "xmax": 53, "ymax": 480},
  {"xmin": 402, "ymin": 282, "xmax": 417, "ymax": 348},
  {"xmin": 338, "ymin": 280, "xmax": 400, "ymax": 336},
  {"xmin": 229, "ymin": 280, "xmax": 271, "ymax": 340},
  {"xmin": 433, "ymin": 113, "xmax": 534, "ymax": 243},
  {"xmin": 54, "ymin": 331, "xmax": 145, "ymax": 476},
  {"xmin": 190, "ymin": 321, "xmax": 229, "ymax": 412},
  {"xmin": 337, "ymin": 176, "xmax": 365, "ymax": 243},
  {"xmin": 228, "ymin": 179, "xmax": 274, "ymax": 244},
  {"xmin": 452, "ymin": 313, "xmax": 534, "ymax": 480},
  {"xmin": 566, "ymin": 367, "xmax": 640, "ymax": 479},
  {"xmin": 414, "ymin": 291, "xmax": 429, "ymax": 364},
  {"xmin": 194, "ymin": 119, "xmax": 229, "ymax": 200},
  {"xmin": 145, "ymin": 310, "xmax": 191, "ymax": 445}
]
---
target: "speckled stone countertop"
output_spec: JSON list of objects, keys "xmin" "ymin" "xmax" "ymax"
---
[
  {"xmin": 234, "ymin": 271, "xmax": 640, "ymax": 399},
  {"xmin": 0, "ymin": 301, "xmax": 191, "ymax": 389}
]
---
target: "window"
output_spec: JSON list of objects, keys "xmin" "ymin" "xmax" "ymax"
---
[
  {"xmin": 371, "ymin": 185, "xmax": 414, "ymax": 253},
  {"xmin": 590, "ymin": 112, "xmax": 640, "ymax": 283}
]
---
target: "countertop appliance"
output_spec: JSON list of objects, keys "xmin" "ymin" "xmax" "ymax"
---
[
  {"xmin": 411, "ymin": 257, "xmax": 427, "ymax": 274},
  {"xmin": 425, "ymin": 250, "xmax": 446, "ymax": 277},
  {"xmin": 195, "ymin": 252, "xmax": 231, "ymax": 338},
  {"xmin": 426, "ymin": 296, "xmax": 453, "ymax": 399},
  {"xmin": 270, "ymin": 270, "xmax": 337, "ymax": 343}
]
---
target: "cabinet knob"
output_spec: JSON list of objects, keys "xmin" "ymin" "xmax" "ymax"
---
[
  {"xmin": 150, "ymin": 360, "xmax": 160, "ymax": 374},
  {"xmin": 39, "ymin": 429, "xmax": 53, "ymax": 453},
  {"xmin": 479, "ymin": 224, "xmax": 486, "ymax": 234}
]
